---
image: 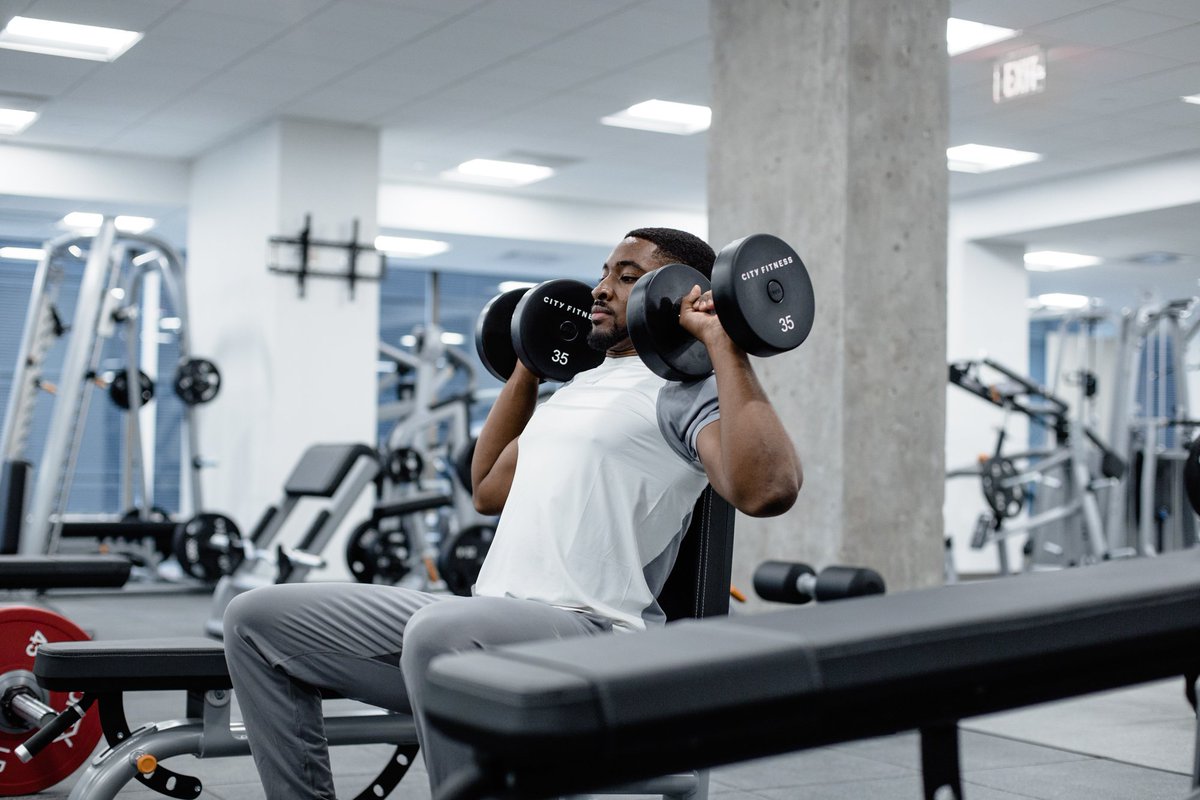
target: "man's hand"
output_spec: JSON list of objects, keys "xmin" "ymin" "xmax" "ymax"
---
[{"xmin": 677, "ymin": 284, "xmax": 728, "ymax": 348}]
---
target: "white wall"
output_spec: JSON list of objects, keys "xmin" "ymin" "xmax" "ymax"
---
[{"xmin": 187, "ymin": 120, "xmax": 379, "ymax": 575}]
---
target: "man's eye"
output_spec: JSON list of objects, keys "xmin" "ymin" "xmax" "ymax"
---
[{"xmin": 621, "ymin": 275, "xmax": 639, "ymax": 283}]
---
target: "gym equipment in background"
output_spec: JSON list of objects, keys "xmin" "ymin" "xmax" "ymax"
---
[
  {"xmin": 1105, "ymin": 298, "xmax": 1199, "ymax": 556},
  {"xmin": 947, "ymin": 357, "xmax": 1125, "ymax": 574},
  {"xmin": 0, "ymin": 218, "xmax": 229, "ymax": 571},
  {"xmin": 753, "ymin": 560, "xmax": 885, "ymax": 604}
]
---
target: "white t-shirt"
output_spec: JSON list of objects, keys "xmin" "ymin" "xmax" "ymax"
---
[{"xmin": 473, "ymin": 356, "xmax": 720, "ymax": 632}]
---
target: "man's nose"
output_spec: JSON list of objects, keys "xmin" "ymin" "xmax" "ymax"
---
[{"xmin": 592, "ymin": 280, "xmax": 610, "ymax": 301}]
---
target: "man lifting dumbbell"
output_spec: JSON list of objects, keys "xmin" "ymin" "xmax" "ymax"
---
[{"xmin": 223, "ymin": 227, "xmax": 807, "ymax": 800}]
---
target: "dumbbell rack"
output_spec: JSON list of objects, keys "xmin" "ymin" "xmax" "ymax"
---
[{"xmin": 0, "ymin": 218, "xmax": 210, "ymax": 556}]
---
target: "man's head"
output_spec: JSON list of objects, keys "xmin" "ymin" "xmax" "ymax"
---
[{"xmin": 588, "ymin": 228, "xmax": 716, "ymax": 355}]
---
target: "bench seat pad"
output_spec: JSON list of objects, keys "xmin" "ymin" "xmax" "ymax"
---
[
  {"xmin": 0, "ymin": 555, "xmax": 131, "ymax": 589},
  {"xmin": 34, "ymin": 637, "xmax": 230, "ymax": 692}
]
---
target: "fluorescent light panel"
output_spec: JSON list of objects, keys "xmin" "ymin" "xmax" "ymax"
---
[
  {"xmin": 1024, "ymin": 250, "xmax": 1102, "ymax": 271},
  {"xmin": 0, "ymin": 16, "xmax": 142, "ymax": 61},
  {"xmin": 60, "ymin": 212, "xmax": 156, "ymax": 233},
  {"xmin": 375, "ymin": 235, "xmax": 450, "ymax": 258},
  {"xmin": 947, "ymin": 143, "xmax": 1042, "ymax": 173},
  {"xmin": 0, "ymin": 246, "xmax": 45, "ymax": 261},
  {"xmin": 947, "ymin": 18, "xmax": 1018, "ymax": 56},
  {"xmin": 443, "ymin": 158, "xmax": 554, "ymax": 187},
  {"xmin": 1182, "ymin": 94, "xmax": 1200, "ymax": 105},
  {"xmin": 0, "ymin": 108, "xmax": 38, "ymax": 135},
  {"xmin": 1029, "ymin": 293, "xmax": 1091, "ymax": 310},
  {"xmin": 600, "ymin": 99, "xmax": 711, "ymax": 135}
]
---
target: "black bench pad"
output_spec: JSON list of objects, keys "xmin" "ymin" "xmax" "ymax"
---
[
  {"xmin": 0, "ymin": 555, "xmax": 132, "ymax": 589},
  {"xmin": 425, "ymin": 548, "xmax": 1200, "ymax": 793},
  {"xmin": 35, "ymin": 637, "xmax": 230, "ymax": 692}
]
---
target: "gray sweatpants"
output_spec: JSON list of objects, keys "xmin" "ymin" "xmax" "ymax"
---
[{"xmin": 223, "ymin": 582, "xmax": 611, "ymax": 799}]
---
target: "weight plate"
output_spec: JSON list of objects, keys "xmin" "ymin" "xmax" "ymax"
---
[
  {"xmin": 0, "ymin": 607, "xmax": 102, "ymax": 796},
  {"xmin": 173, "ymin": 358, "xmax": 221, "ymax": 406},
  {"xmin": 1186, "ymin": 438, "xmax": 1200, "ymax": 518},
  {"xmin": 108, "ymin": 369, "xmax": 154, "ymax": 410},
  {"xmin": 511, "ymin": 280, "xmax": 605, "ymax": 383},
  {"xmin": 980, "ymin": 457, "xmax": 1024, "ymax": 520},
  {"xmin": 172, "ymin": 513, "xmax": 245, "ymax": 583},
  {"xmin": 475, "ymin": 288, "xmax": 528, "ymax": 382},
  {"xmin": 438, "ymin": 524, "xmax": 495, "ymax": 597},
  {"xmin": 385, "ymin": 448, "xmax": 424, "ymax": 485},
  {"xmin": 346, "ymin": 519, "xmax": 413, "ymax": 585},
  {"xmin": 627, "ymin": 263, "xmax": 714, "ymax": 382},
  {"xmin": 711, "ymin": 234, "xmax": 815, "ymax": 357}
]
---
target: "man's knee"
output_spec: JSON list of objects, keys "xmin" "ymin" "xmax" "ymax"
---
[
  {"xmin": 400, "ymin": 600, "xmax": 478, "ymax": 677},
  {"xmin": 224, "ymin": 586, "xmax": 282, "ymax": 646}
]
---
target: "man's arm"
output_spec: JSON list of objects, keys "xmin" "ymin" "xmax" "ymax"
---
[
  {"xmin": 681, "ymin": 286, "xmax": 803, "ymax": 517},
  {"xmin": 471, "ymin": 360, "xmax": 539, "ymax": 514}
]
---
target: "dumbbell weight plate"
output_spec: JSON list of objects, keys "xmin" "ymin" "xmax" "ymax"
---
[
  {"xmin": 108, "ymin": 369, "xmax": 154, "ymax": 410},
  {"xmin": 0, "ymin": 606, "xmax": 103, "ymax": 795},
  {"xmin": 627, "ymin": 263, "xmax": 714, "ymax": 382},
  {"xmin": 173, "ymin": 358, "xmax": 222, "ymax": 406},
  {"xmin": 980, "ymin": 457, "xmax": 1024, "ymax": 520},
  {"xmin": 712, "ymin": 234, "xmax": 815, "ymax": 357},
  {"xmin": 438, "ymin": 524, "xmax": 495, "ymax": 597},
  {"xmin": 346, "ymin": 520, "xmax": 413, "ymax": 585},
  {"xmin": 475, "ymin": 288, "xmax": 529, "ymax": 382},
  {"xmin": 172, "ymin": 513, "xmax": 245, "ymax": 583},
  {"xmin": 511, "ymin": 280, "xmax": 605, "ymax": 383}
]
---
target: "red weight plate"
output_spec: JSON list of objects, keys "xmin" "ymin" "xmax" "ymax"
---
[{"xmin": 0, "ymin": 606, "xmax": 102, "ymax": 796}]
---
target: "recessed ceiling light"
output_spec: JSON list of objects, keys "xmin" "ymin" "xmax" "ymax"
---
[
  {"xmin": 0, "ymin": 108, "xmax": 38, "ymax": 135},
  {"xmin": 59, "ymin": 212, "xmax": 157, "ymax": 233},
  {"xmin": 442, "ymin": 158, "xmax": 555, "ymax": 187},
  {"xmin": 947, "ymin": 18, "xmax": 1018, "ymax": 56},
  {"xmin": 600, "ymin": 99, "xmax": 712, "ymax": 135},
  {"xmin": 0, "ymin": 16, "xmax": 142, "ymax": 61},
  {"xmin": 1182, "ymin": 94, "xmax": 1200, "ymax": 105},
  {"xmin": 1024, "ymin": 251, "xmax": 1102, "ymax": 271},
  {"xmin": 947, "ymin": 143, "xmax": 1042, "ymax": 173},
  {"xmin": 0, "ymin": 246, "xmax": 45, "ymax": 261},
  {"xmin": 1028, "ymin": 293, "xmax": 1091, "ymax": 310},
  {"xmin": 375, "ymin": 235, "xmax": 450, "ymax": 258},
  {"xmin": 440, "ymin": 332, "xmax": 465, "ymax": 346}
]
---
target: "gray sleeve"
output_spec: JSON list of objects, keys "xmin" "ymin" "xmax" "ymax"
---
[{"xmin": 656, "ymin": 375, "xmax": 720, "ymax": 465}]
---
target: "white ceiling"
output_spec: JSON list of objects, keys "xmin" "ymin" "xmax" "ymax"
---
[{"xmin": 1, "ymin": 0, "xmax": 1199, "ymax": 306}]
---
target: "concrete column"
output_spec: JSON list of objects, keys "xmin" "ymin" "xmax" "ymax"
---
[
  {"xmin": 709, "ymin": 0, "xmax": 948, "ymax": 596},
  {"xmin": 187, "ymin": 119, "xmax": 379, "ymax": 572}
]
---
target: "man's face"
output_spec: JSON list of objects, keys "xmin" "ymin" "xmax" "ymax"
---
[{"xmin": 588, "ymin": 237, "xmax": 662, "ymax": 355}]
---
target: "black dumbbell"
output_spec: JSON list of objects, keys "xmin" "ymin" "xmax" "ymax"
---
[
  {"xmin": 753, "ymin": 560, "xmax": 885, "ymax": 605},
  {"xmin": 475, "ymin": 279, "xmax": 605, "ymax": 383},
  {"xmin": 628, "ymin": 233, "xmax": 816, "ymax": 381}
]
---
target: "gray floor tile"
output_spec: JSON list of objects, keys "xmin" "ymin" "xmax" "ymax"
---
[
  {"xmin": 711, "ymin": 747, "xmax": 913, "ymax": 790},
  {"xmin": 966, "ymin": 757, "xmax": 1194, "ymax": 800},
  {"xmin": 756, "ymin": 774, "xmax": 1038, "ymax": 799}
]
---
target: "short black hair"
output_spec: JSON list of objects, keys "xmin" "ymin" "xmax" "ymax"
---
[{"xmin": 625, "ymin": 227, "xmax": 716, "ymax": 279}]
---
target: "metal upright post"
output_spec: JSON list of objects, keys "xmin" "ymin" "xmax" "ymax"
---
[{"xmin": 21, "ymin": 220, "xmax": 119, "ymax": 554}]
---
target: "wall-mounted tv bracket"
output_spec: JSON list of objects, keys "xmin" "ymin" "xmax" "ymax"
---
[{"xmin": 268, "ymin": 214, "xmax": 383, "ymax": 299}]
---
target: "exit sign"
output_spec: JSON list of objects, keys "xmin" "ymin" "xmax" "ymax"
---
[{"xmin": 993, "ymin": 47, "xmax": 1047, "ymax": 103}]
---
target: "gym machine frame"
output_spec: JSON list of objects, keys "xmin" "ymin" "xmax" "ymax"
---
[{"xmin": 0, "ymin": 219, "xmax": 213, "ymax": 556}]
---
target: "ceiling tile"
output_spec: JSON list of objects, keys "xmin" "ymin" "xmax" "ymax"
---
[
  {"xmin": 0, "ymin": 51, "xmax": 96, "ymax": 95},
  {"xmin": 1029, "ymin": 5, "xmax": 1186, "ymax": 47},
  {"xmin": 1117, "ymin": 0, "xmax": 1200, "ymax": 22},
  {"xmin": 20, "ymin": 0, "xmax": 181, "ymax": 30},
  {"xmin": 1116, "ymin": 22, "xmax": 1200, "ymax": 61},
  {"xmin": 950, "ymin": 0, "xmax": 1103, "ymax": 29}
]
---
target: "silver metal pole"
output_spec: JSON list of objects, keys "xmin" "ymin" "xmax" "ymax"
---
[{"xmin": 22, "ymin": 220, "xmax": 119, "ymax": 554}]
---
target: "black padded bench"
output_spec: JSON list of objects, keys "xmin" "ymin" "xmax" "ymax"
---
[
  {"xmin": 0, "ymin": 555, "xmax": 131, "ymax": 590},
  {"xmin": 32, "ymin": 637, "xmax": 418, "ymax": 800},
  {"xmin": 424, "ymin": 548, "xmax": 1200, "ymax": 800}
]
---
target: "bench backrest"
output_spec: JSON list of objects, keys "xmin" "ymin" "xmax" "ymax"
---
[{"xmin": 656, "ymin": 486, "xmax": 736, "ymax": 622}]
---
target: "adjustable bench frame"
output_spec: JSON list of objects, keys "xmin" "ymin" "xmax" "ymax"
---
[
  {"xmin": 424, "ymin": 548, "xmax": 1200, "ymax": 800},
  {"xmin": 33, "ymin": 638, "xmax": 418, "ymax": 800}
]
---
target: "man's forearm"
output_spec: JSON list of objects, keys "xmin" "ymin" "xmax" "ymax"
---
[{"xmin": 471, "ymin": 362, "xmax": 539, "ymax": 492}]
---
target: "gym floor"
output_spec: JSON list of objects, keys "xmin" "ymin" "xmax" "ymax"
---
[{"xmin": 13, "ymin": 585, "xmax": 1197, "ymax": 800}]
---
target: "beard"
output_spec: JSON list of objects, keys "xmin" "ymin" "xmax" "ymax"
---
[{"xmin": 587, "ymin": 321, "xmax": 628, "ymax": 352}]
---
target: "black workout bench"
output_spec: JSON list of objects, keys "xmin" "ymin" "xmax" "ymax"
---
[
  {"xmin": 422, "ymin": 548, "xmax": 1200, "ymax": 800},
  {"xmin": 0, "ymin": 555, "xmax": 132, "ymax": 590}
]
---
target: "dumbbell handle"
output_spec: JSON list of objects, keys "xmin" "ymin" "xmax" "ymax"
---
[
  {"xmin": 754, "ymin": 561, "xmax": 886, "ymax": 604},
  {"xmin": 14, "ymin": 693, "xmax": 94, "ymax": 763}
]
